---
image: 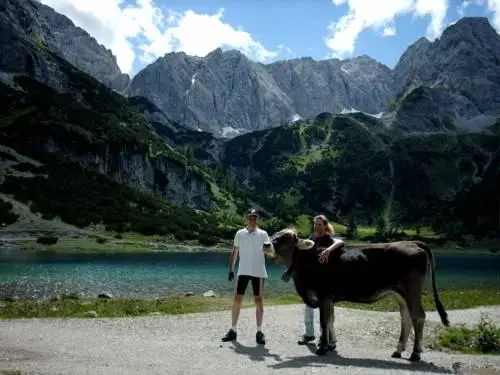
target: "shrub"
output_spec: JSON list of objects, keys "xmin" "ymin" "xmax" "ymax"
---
[
  {"xmin": 436, "ymin": 313, "xmax": 500, "ymax": 354},
  {"xmin": 36, "ymin": 236, "xmax": 58, "ymax": 245},
  {"xmin": 198, "ymin": 235, "xmax": 219, "ymax": 247},
  {"xmin": 0, "ymin": 199, "xmax": 18, "ymax": 225},
  {"xmin": 11, "ymin": 162, "xmax": 47, "ymax": 174}
]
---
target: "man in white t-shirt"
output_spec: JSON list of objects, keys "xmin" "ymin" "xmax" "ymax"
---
[{"xmin": 221, "ymin": 209, "xmax": 270, "ymax": 345}]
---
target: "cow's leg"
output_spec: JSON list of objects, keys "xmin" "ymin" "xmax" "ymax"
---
[
  {"xmin": 293, "ymin": 278, "xmax": 319, "ymax": 308},
  {"xmin": 407, "ymin": 298, "xmax": 426, "ymax": 362},
  {"xmin": 316, "ymin": 298, "xmax": 335, "ymax": 355},
  {"xmin": 391, "ymin": 292, "xmax": 412, "ymax": 359},
  {"xmin": 404, "ymin": 276, "xmax": 426, "ymax": 362}
]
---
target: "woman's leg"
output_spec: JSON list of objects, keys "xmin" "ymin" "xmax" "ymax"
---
[{"xmin": 298, "ymin": 305, "xmax": 316, "ymax": 344}]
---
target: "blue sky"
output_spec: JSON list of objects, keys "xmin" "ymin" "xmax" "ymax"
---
[{"xmin": 41, "ymin": 0, "xmax": 500, "ymax": 75}]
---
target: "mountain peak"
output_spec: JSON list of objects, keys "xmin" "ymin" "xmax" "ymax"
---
[
  {"xmin": 441, "ymin": 16, "xmax": 498, "ymax": 41},
  {"xmin": 453, "ymin": 16, "xmax": 493, "ymax": 28}
]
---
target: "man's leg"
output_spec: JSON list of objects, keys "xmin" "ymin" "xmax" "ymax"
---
[
  {"xmin": 298, "ymin": 305, "xmax": 316, "ymax": 345},
  {"xmin": 252, "ymin": 277, "xmax": 266, "ymax": 345},
  {"xmin": 222, "ymin": 276, "xmax": 249, "ymax": 342}
]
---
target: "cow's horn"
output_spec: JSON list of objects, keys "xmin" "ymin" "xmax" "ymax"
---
[{"xmin": 297, "ymin": 239, "xmax": 315, "ymax": 250}]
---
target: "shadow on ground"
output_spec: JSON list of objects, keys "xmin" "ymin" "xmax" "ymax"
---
[
  {"xmin": 267, "ymin": 345, "xmax": 454, "ymax": 373},
  {"xmin": 228, "ymin": 341, "xmax": 283, "ymax": 362},
  {"xmin": 229, "ymin": 341, "xmax": 453, "ymax": 373}
]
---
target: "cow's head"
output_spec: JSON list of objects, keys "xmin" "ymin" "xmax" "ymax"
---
[{"xmin": 262, "ymin": 228, "xmax": 315, "ymax": 267}]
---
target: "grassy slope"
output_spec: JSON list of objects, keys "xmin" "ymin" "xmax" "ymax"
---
[
  {"xmin": 222, "ymin": 113, "xmax": 500, "ymax": 237},
  {"xmin": 0, "ymin": 60, "xmax": 250, "ymax": 241}
]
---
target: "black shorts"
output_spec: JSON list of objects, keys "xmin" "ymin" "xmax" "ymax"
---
[{"xmin": 236, "ymin": 275, "xmax": 265, "ymax": 296}]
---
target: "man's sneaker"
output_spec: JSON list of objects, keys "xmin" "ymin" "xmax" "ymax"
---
[
  {"xmin": 297, "ymin": 335, "xmax": 315, "ymax": 345},
  {"xmin": 221, "ymin": 329, "xmax": 237, "ymax": 342},
  {"xmin": 256, "ymin": 331, "xmax": 266, "ymax": 345}
]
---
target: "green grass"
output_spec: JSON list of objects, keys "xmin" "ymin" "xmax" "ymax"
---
[
  {"xmin": 1, "ymin": 289, "xmax": 498, "ymax": 319},
  {"xmin": 13, "ymin": 229, "xmax": 498, "ymax": 255},
  {"xmin": 432, "ymin": 313, "xmax": 500, "ymax": 354},
  {"xmin": 333, "ymin": 223, "xmax": 437, "ymax": 238},
  {"xmin": 337, "ymin": 289, "xmax": 500, "ymax": 312},
  {"xmin": 18, "ymin": 233, "xmax": 232, "ymax": 253}
]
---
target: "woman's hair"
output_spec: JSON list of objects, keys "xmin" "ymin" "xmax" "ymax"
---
[{"xmin": 314, "ymin": 214, "xmax": 335, "ymax": 235}]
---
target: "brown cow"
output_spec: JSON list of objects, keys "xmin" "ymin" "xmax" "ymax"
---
[{"xmin": 262, "ymin": 228, "xmax": 450, "ymax": 361}]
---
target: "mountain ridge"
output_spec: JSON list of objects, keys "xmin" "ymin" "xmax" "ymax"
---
[
  {"xmin": 9, "ymin": 1, "xmax": 498, "ymax": 137},
  {"xmin": 126, "ymin": 16, "xmax": 500, "ymax": 136},
  {"xmin": 0, "ymin": 0, "xmax": 498, "ymax": 241}
]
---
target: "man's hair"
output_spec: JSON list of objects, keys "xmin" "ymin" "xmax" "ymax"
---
[{"xmin": 314, "ymin": 214, "xmax": 334, "ymax": 235}]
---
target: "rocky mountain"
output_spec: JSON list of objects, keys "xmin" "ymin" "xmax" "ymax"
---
[
  {"xmin": 34, "ymin": 1, "xmax": 130, "ymax": 91},
  {"xmin": 127, "ymin": 49, "xmax": 395, "ymax": 136},
  {"xmin": 390, "ymin": 17, "xmax": 500, "ymax": 132},
  {"xmin": 266, "ymin": 55, "xmax": 394, "ymax": 118},
  {"xmin": 0, "ymin": 0, "xmax": 498, "ymax": 241},
  {"xmin": 126, "ymin": 17, "xmax": 500, "ymax": 137},
  {"xmin": 0, "ymin": 0, "xmax": 253, "ymax": 242},
  {"xmin": 0, "ymin": 0, "xmax": 129, "ymax": 92},
  {"xmin": 126, "ymin": 49, "xmax": 298, "ymax": 137},
  {"xmin": 6, "ymin": 1, "xmax": 499, "ymax": 137}
]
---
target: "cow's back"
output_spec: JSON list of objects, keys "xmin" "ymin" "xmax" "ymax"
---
[{"xmin": 296, "ymin": 241, "xmax": 428, "ymax": 301}]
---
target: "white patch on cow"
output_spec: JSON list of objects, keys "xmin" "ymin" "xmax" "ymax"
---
[
  {"xmin": 297, "ymin": 239, "xmax": 315, "ymax": 250},
  {"xmin": 262, "ymin": 242, "xmax": 275, "ymax": 259}
]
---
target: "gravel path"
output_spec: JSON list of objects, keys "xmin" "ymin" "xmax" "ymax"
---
[{"xmin": 0, "ymin": 304, "xmax": 499, "ymax": 375}]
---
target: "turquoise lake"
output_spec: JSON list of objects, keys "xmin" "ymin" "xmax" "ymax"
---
[{"xmin": 0, "ymin": 250, "xmax": 498, "ymax": 299}]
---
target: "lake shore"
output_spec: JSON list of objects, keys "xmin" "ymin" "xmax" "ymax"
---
[
  {"xmin": 0, "ymin": 229, "xmax": 498, "ymax": 255},
  {"xmin": 1, "ymin": 288, "xmax": 500, "ymax": 319}
]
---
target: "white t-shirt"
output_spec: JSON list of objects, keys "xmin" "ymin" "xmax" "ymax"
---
[{"xmin": 234, "ymin": 227, "xmax": 270, "ymax": 278}]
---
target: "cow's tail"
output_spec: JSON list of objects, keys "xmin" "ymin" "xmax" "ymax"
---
[{"xmin": 416, "ymin": 241, "xmax": 450, "ymax": 327}]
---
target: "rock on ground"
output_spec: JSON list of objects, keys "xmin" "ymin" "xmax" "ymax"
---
[{"xmin": 0, "ymin": 305, "xmax": 499, "ymax": 375}]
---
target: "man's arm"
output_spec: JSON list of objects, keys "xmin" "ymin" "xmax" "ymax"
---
[
  {"xmin": 229, "ymin": 246, "xmax": 239, "ymax": 273},
  {"xmin": 228, "ymin": 231, "xmax": 240, "ymax": 281}
]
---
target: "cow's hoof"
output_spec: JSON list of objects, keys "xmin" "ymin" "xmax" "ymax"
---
[
  {"xmin": 316, "ymin": 346, "xmax": 329, "ymax": 356},
  {"xmin": 391, "ymin": 351, "xmax": 402, "ymax": 358},
  {"xmin": 328, "ymin": 344, "xmax": 336, "ymax": 351},
  {"xmin": 409, "ymin": 353, "xmax": 421, "ymax": 362}
]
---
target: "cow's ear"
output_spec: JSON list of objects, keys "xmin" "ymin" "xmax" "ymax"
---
[{"xmin": 297, "ymin": 239, "xmax": 315, "ymax": 250}]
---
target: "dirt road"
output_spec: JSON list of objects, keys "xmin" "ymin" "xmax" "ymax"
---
[{"xmin": 1, "ymin": 305, "xmax": 499, "ymax": 375}]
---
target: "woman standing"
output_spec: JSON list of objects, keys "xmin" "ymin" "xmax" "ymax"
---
[{"xmin": 281, "ymin": 214, "xmax": 344, "ymax": 345}]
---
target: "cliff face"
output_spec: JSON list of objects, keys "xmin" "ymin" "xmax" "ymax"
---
[
  {"xmin": 0, "ymin": 5, "xmax": 216, "ymax": 212},
  {"xmin": 127, "ymin": 50, "xmax": 395, "ymax": 136},
  {"xmin": 42, "ymin": 139, "xmax": 213, "ymax": 210},
  {"xmin": 391, "ymin": 17, "xmax": 500, "ymax": 132}
]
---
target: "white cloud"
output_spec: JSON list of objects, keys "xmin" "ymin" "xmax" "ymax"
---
[
  {"xmin": 325, "ymin": 0, "xmax": 449, "ymax": 58},
  {"xmin": 40, "ymin": 0, "xmax": 280, "ymax": 75},
  {"xmin": 457, "ymin": 1, "xmax": 470, "ymax": 17},
  {"xmin": 138, "ymin": 8, "xmax": 277, "ymax": 65},
  {"xmin": 383, "ymin": 25, "xmax": 397, "ymax": 36},
  {"xmin": 455, "ymin": 1, "xmax": 500, "ymax": 31},
  {"xmin": 483, "ymin": 0, "xmax": 500, "ymax": 30}
]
